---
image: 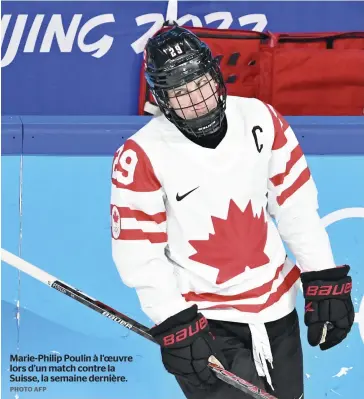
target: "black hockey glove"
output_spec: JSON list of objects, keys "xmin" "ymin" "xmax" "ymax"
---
[
  {"xmin": 300, "ymin": 265, "xmax": 355, "ymax": 350},
  {"xmin": 149, "ymin": 305, "xmax": 226, "ymax": 388}
]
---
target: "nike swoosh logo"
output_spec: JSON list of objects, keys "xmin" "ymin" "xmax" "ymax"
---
[{"xmin": 176, "ymin": 186, "xmax": 199, "ymax": 202}]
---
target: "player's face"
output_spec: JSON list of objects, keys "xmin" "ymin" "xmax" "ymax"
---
[{"xmin": 167, "ymin": 74, "xmax": 218, "ymax": 120}]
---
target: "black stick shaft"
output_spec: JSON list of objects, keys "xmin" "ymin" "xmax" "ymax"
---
[{"xmin": 1, "ymin": 249, "xmax": 277, "ymax": 399}]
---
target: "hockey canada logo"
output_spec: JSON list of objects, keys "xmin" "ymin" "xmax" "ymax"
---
[{"xmin": 111, "ymin": 206, "xmax": 121, "ymax": 239}]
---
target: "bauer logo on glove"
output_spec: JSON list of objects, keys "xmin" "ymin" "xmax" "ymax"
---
[{"xmin": 300, "ymin": 265, "xmax": 355, "ymax": 350}]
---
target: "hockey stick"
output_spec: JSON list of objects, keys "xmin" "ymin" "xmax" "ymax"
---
[{"xmin": 1, "ymin": 249, "xmax": 277, "ymax": 399}]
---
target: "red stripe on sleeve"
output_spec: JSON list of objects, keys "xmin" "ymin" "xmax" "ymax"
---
[
  {"xmin": 111, "ymin": 205, "xmax": 167, "ymax": 243},
  {"xmin": 277, "ymin": 167, "xmax": 311, "ymax": 206},
  {"xmin": 114, "ymin": 206, "xmax": 166, "ymax": 224},
  {"xmin": 270, "ymin": 145, "xmax": 304, "ymax": 187},
  {"xmin": 264, "ymin": 104, "xmax": 289, "ymax": 150},
  {"xmin": 118, "ymin": 229, "xmax": 167, "ymax": 243}
]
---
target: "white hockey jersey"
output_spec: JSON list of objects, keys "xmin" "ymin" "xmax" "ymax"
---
[{"xmin": 110, "ymin": 96, "xmax": 336, "ymax": 326}]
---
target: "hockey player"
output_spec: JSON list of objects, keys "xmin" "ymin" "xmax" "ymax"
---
[{"xmin": 111, "ymin": 26, "xmax": 354, "ymax": 399}]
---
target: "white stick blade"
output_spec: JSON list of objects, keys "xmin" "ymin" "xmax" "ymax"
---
[{"xmin": 1, "ymin": 248, "xmax": 56, "ymax": 286}]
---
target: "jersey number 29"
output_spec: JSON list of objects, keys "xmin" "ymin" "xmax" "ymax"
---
[{"xmin": 112, "ymin": 148, "xmax": 138, "ymax": 185}]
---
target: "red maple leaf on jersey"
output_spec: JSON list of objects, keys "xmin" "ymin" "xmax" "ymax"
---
[
  {"xmin": 188, "ymin": 200, "xmax": 270, "ymax": 284},
  {"xmin": 113, "ymin": 210, "xmax": 119, "ymax": 223}
]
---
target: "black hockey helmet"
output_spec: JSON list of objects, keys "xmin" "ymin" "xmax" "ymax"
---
[{"xmin": 144, "ymin": 24, "xmax": 227, "ymax": 137}]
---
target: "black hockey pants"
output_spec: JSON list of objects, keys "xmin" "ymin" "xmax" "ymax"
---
[{"xmin": 175, "ymin": 309, "xmax": 304, "ymax": 399}]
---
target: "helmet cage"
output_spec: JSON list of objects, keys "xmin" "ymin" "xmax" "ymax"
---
[{"xmin": 145, "ymin": 29, "xmax": 227, "ymax": 137}]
